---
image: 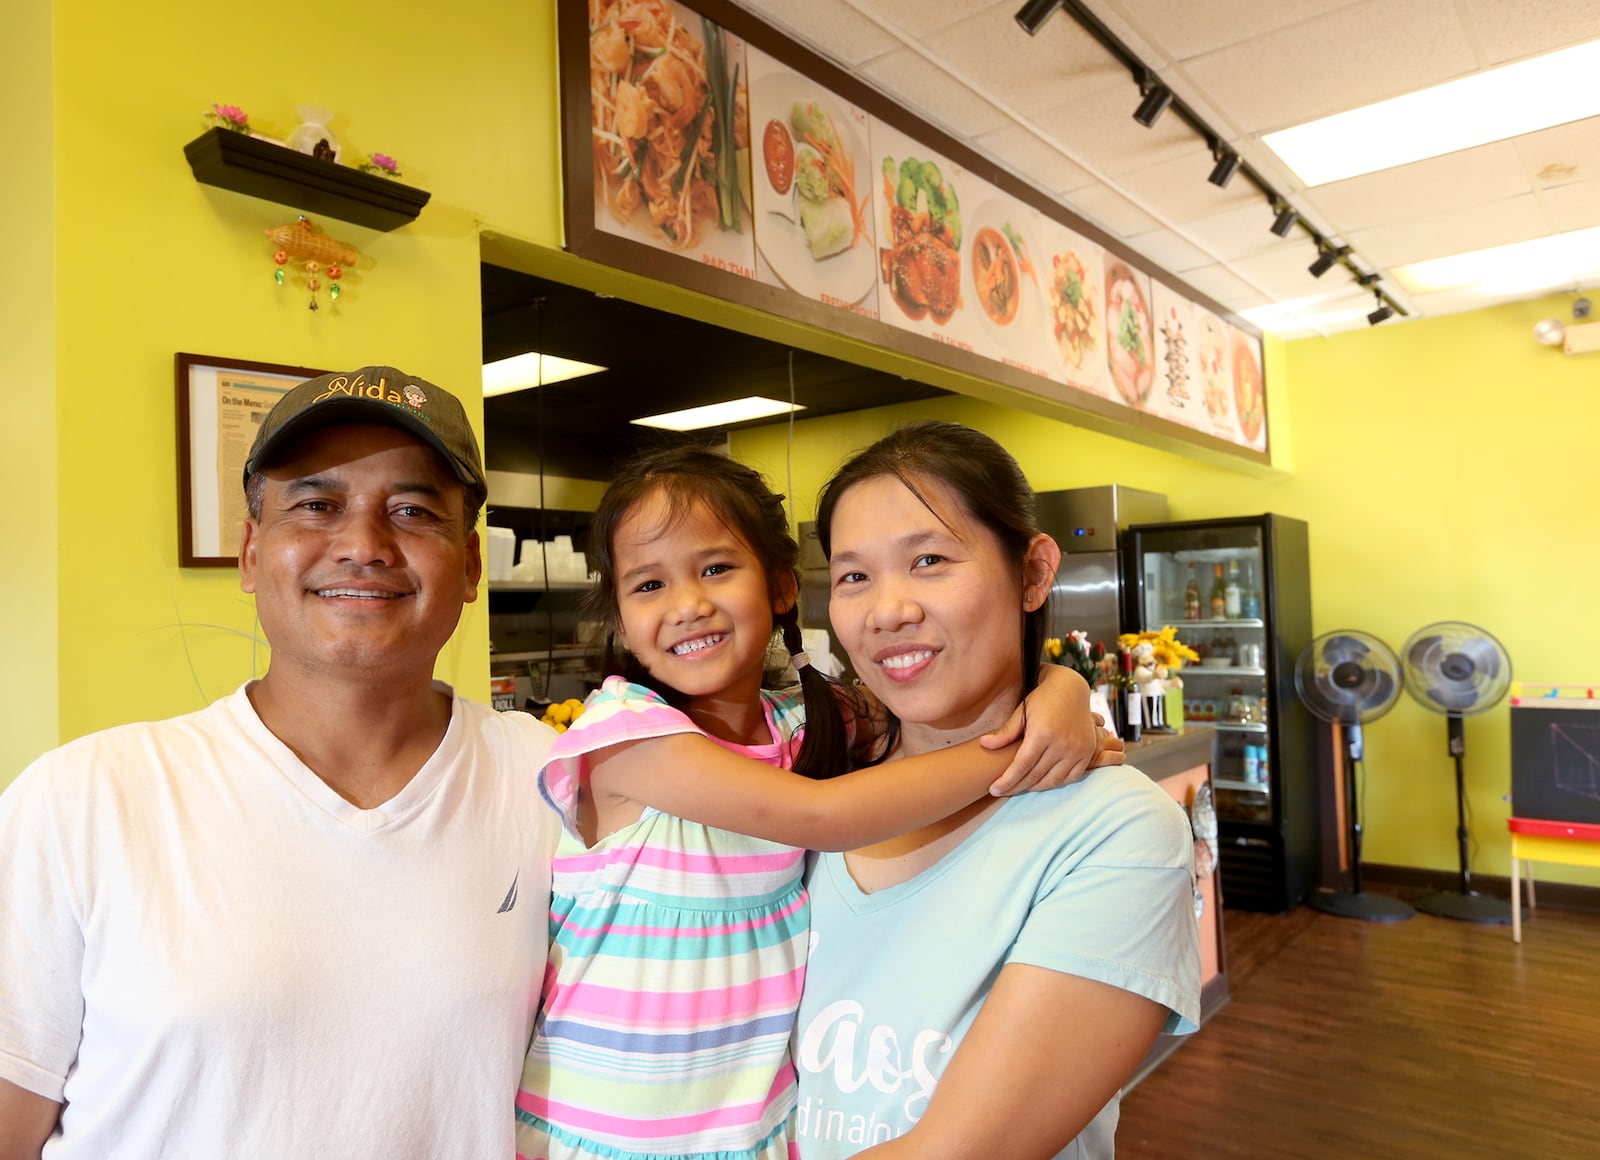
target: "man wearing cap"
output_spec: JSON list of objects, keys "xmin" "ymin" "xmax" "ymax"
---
[{"xmin": 0, "ymin": 368, "xmax": 559, "ymax": 1159}]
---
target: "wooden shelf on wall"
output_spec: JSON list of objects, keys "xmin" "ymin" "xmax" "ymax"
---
[{"xmin": 183, "ymin": 128, "xmax": 431, "ymax": 232}]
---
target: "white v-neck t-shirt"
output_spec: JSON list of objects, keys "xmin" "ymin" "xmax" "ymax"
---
[{"xmin": 0, "ymin": 682, "xmax": 558, "ymax": 1159}]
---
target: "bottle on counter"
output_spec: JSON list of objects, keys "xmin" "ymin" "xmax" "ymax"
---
[
  {"xmin": 1209, "ymin": 562, "xmax": 1226, "ymax": 619},
  {"xmin": 1184, "ymin": 564, "xmax": 1202, "ymax": 620},
  {"xmin": 1241, "ymin": 562, "xmax": 1262, "ymax": 619},
  {"xmin": 1223, "ymin": 559, "xmax": 1242, "ymax": 618},
  {"xmin": 1120, "ymin": 650, "xmax": 1142, "ymax": 743}
]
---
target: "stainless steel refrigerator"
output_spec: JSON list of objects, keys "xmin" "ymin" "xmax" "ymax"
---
[
  {"xmin": 1035, "ymin": 485, "xmax": 1168, "ymax": 656},
  {"xmin": 1122, "ymin": 514, "xmax": 1318, "ymax": 913}
]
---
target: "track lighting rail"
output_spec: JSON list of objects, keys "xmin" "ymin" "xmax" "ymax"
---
[{"xmin": 1019, "ymin": 0, "xmax": 1407, "ymax": 323}]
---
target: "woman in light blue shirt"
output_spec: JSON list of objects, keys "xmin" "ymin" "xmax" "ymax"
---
[{"xmin": 793, "ymin": 422, "xmax": 1202, "ymax": 1160}]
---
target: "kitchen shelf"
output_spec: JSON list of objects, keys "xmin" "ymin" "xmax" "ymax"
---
[
  {"xmin": 1181, "ymin": 618, "xmax": 1265, "ymax": 629},
  {"xmin": 183, "ymin": 128, "xmax": 431, "ymax": 231},
  {"xmin": 1185, "ymin": 666, "xmax": 1267, "ymax": 678},
  {"xmin": 1214, "ymin": 777, "xmax": 1271, "ymax": 793}
]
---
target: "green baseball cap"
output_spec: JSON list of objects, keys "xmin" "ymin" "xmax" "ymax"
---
[{"xmin": 244, "ymin": 365, "xmax": 488, "ymax": 510}]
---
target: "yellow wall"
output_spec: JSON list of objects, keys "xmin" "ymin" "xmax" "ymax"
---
[
  {"xmin": 10, "ymin": 0, "xmax": 565, "ymax": 786},
  {"xmin": 16, "ymin": 0, "xmax": 1599, "ymax": 893},
  {"xmin": 733, "ymin": 293, "xmax": 1600, "ymax": 889},
  {"xmin": 2, "ymin": 0, "xmax": 61, "ymax": 781}
]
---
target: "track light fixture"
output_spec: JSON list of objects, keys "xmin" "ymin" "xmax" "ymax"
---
[
  {"xmin": 1309, "ymin": 245, "xmax": 1346, "ymax": 278},
  {"xmin": 1132, "ymin": 77, "xmax": 1173, "ymax": 128},
  {"xmin": 1015, "ymin": 0, "xmax": 1065, "ymax": 36},
  {"xmin": 1207, "ymin": 147, "xmax": 1241, "ymax": 188},
  {"xmin": 1022, "ymin": 2, "xmax": 1406, "ymax": 323}
]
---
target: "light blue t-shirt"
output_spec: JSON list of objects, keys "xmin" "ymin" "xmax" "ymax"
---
[{"xmin": 792, "ymin": 763, "xmax": 1201, "ymax": 1160}]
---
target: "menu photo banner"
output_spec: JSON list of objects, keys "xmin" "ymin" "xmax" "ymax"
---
[{"xmin": 562, "ymin": 0, "xmax": 1269, "ymax": 461}]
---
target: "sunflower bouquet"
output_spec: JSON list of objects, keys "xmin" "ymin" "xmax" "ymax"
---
[{"xmin": 1117, "ymin": 625, "xmax": 1200, "ymax": 687}]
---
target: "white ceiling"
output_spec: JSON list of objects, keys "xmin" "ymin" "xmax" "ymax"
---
[{"xmin": 730, "ymin": 0, "xmax": 1600, "ymax": 336}]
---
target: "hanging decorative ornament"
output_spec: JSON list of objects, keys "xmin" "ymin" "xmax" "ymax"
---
[
  {"xmin": 304, "ymin": 259, "xmax": 323, "ymax": 311},
  {"xmin": 265, "ymin": 216, "xmax": 358, "ymax": 310}
]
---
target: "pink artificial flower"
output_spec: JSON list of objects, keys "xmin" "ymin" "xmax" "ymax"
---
[
  {"xmin": 370, "ymin": 153, "xmax": 398, "ymax": 173},
  {"xmin": 213, "ymin": 103, "xmax": 248, "ymax": 127}
]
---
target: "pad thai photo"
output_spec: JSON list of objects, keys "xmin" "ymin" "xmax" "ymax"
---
[{"xmin": 589, "ymin": 0, "xmax": 747, "ymax": 250}]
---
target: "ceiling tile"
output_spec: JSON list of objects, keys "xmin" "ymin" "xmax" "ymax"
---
[
  {"xmin": 1345, "ymin": 193, "xmax": 1550, "ymax": 266},
  {"xmin": 734, "ymin": 0, "xmax": 900, "ymax": 66},
  {"xmin": 1171, "ymin": 262, "xmax": 1268, "ymax": 309},
  {"xmin": 1061, "ymin": 181, "xmax": 1162, "ymax": 237},
  {"xmin": 1114, "ymin": 147, "xmax": 1263, "ymax": 225},
  {"xmin": 1113, "ymin": 0, "xmax": 1360, "ymax": 63},
  {"xmin": 1301, "ymin": 142, "xmax": 1531, "ymax": 232},
  {"xmin": 1543, "ymin": 180, "xmax": 1600, "ymax": 232},
  {"xmin": 1036, "ymin": 0, "xmax": 1169, "ymax": 64},
  {"xmin": 922, "ymin": 5, "xmax": 1129, "ymax": 117},
  {"xmin": 972, "ymin": 122, "xmax": 1097, "ymax": 195},
  {"xmin": 1181, "ymin": 0, "xmax": 1477, "ymax": 134},
  {"xmin": 861, "ymin": 46, "xmax": 1011, "ymax": 137},
  {"xmin": 1515, "ymin": 115, "xmax": 1600, "ymax": 189},
  {"xmin": 1026, "ymin": 83, "xmax": 1202, "ymax": 178},
  {"xmin": 1461, "ymin": 0, "xmax": 1600, "ymax": 65},
  {"xmin": 1124, "ymin": 227, "xmax": 1215, "ymax": 272},
  {"xmin": 854, "ymin": 0, "xmax": 1003, "ymax": 37},
  {"xmin": 1229, "ymin": 242, "xmax": 1360, "ymax": 300},
  {"xmin": 1181, "ymin": 202, "xmax": 1299, "ymax": 263}
]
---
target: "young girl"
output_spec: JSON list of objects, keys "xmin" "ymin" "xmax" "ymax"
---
[
  {"xmin": 514, "ymin": 446, "xmax": 1109, "ymax": 1160},
  {"xmin": 794, "ymin": 422, "xmax": 1200, "ymax": 1159}
]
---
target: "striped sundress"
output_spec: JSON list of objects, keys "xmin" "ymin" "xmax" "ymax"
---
[{"xmin": 515, "ymin": 677, "xmax": 808, "ymax": 1160}]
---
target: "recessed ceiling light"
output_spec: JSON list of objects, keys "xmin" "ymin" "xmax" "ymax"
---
[
  {"xmin": 1393, "ymin": 226, "xmax": 1600, "ymax": 296},
  {"xmin": 1262, "ymin": 37, "xmax": 1600, "ymax": 187},
  {"xmin": 482, "ymin": 352, "xmax": 607, "ymax": 396},
  {"xmin": 631, "ymin": 396, "xmax": 805, "ymax": 432}
]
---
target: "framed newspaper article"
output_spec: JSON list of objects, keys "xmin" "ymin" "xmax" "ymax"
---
[{"xmin": 175, "ymin": 353, "xmax": 326, "ymax": 567}]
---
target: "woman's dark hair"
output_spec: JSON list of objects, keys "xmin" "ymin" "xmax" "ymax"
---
[
  {"xmin": 815, "ymin": 421, "xmax": 1050, "ymax": 761},
  {"xmin": 582, "ymin": 443, "xmax": 848, "ymax": 780}
]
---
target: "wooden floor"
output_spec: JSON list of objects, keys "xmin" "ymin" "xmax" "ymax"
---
[{"xmin": 1117, "ymin": 898, "xmax": 1600, "ymax": 1159}]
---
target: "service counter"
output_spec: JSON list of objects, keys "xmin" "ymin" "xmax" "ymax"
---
[{"xmin": 1122, "ymin": 726, "xmax": 1229, "ymax": 1080}]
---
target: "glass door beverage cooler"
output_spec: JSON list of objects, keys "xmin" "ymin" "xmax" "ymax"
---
[{"xmin": 1123, "ymin": 514, "xmax": 1318, "ymax": 913}]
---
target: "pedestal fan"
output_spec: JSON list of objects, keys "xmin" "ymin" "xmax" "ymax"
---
[
  {"xmin": 1401, "ymin": 621, "xmax": 1514, "ymax": 924},
  {"xmin": 1294, "ymin": 631, "xmax": 1414, "ymax": 921}
]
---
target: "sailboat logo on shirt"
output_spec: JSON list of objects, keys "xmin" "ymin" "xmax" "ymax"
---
[{"xmin": 497, "ymin": 871, "xmax": 519, "ymax": 914}]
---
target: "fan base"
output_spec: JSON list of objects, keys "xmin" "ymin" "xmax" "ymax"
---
[
  {"xmin": 1414, "ymin": 890, "xmax": 1512, "ymax": 925},
  {"xmin": 1307, "ymin": 890, "xmax": 1415, "ymax": 923}
]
